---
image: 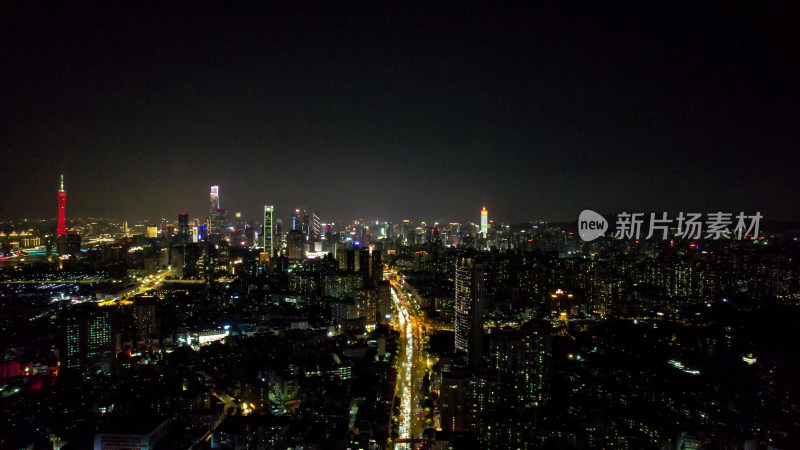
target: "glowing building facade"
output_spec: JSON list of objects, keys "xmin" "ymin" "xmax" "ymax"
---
[
  {"xmin": 57, "ymin": 175, "xmax": 66, "ymax": 236},
  {"xmin": 209, "ymin": 186, "xmax": 221, "ymax": 234},
  {"xmin": 480, "ymin": 207, "xmax": 488, "ymax": 238},
  {"xmin": 455, "ymin": 257, "xmax": 485, "ymax": 366},
  {"xmin": 263, "ymin": 205, "xmax": 274, "ymax": 256},
  {"xmin": 65, "ymin": 305, "xmax": 113, "ymax": 374}
]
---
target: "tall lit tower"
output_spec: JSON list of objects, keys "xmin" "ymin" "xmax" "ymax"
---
[
  {"xmin": 209, "ymin": 186, "xmax": 220, "ymax": 234},
  {"xmin": 455, "ymin": 257, "xmax": 485, "ymax": 366},
  {"xmin": 57, "ymin": 175, "xmax": 66, "ymax": 236},
  {"xmin": 293, "ymin": 209, "xmax": 309, "ymax": 233},
  {"xmin": 480, "ymin": 207, "xmax": 488, "ymax": 238},
  {"xmin": 210, "ymin": 186, "xmax": 220, "ymax": 213},
  {"xmin": 263, "ymin": 205, "xmax": 274, "ymax": 256}
]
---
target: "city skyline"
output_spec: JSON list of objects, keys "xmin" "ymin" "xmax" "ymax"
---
[
  {"xmin": 3, "ymin": 2, "xmax": 800, "ymax": 448},
  {"xmin": 4, "ymin": 177, "xmax": 792, "ymax": 232}
]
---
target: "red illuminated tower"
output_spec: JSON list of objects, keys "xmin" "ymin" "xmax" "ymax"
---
[{"xmin": 57, "ymin": 174, "xmax": 66, "ymax": 236}]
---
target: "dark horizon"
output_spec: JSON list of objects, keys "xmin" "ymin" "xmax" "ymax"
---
[{"xmin": 2, "ymin": 3, "xmax": 799, "ymax": 224}]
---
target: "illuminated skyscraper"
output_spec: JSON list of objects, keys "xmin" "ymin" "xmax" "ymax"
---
[
  {"xmin": 480, "ymin": 207, "xmax": 488, "ymax": 238},
  {"xmin": 57, "ymin": 175, "xmax": 66, "ymax": 236},
  {"xmin": 292, "ymin": 208, "xmax": 311, "ymax": 239},
  {"xmin": 311, "ymin": 211, "xmax": 322, "ymax": 240},
  {"xmin": 263, "ymin": 205, "xmax": 274, "ymax": 256},
  {"xmin": 275, "ymin": 219, "xmax": 283, "ymax": 250},
  {"xmin": 455, "ymin": 257, "xmax": 485, "ymax": 366},
  {"xmin": 302, "ymin": 210, "xmax": 310, "ymax": 236},
  {"xmin": 211, "ymin": 208, "xmax": 227, "ymax": 237},
  {"xmin": 292, "ymin": 209, "xmax": 301, "ymax": 231},
  {"xmin": 210, "ymin": 185, "xmax": 220, "ymax": 210},
  {"xmin": 209, "ymin": 186, "xmax": 220, "ymax": 234}
]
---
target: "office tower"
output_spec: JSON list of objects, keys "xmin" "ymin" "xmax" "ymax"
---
[
  {"xmin": 480, "ymin": 207, "xmax": 488, "ymax": 238},
  {"xmin": 455, "ymin": 257, "xmax": 485, "ymax": 366},
  {"xmin": 275, "ymin": 219, "xmax": 283, "ymax": 250},
  {"xmin": 209, "ymin": 186, "xmax": 220, "ymax": 234},
  {"xmin": 210, "ymin": 185, "xmax": 220, "ymax": 210},
  {"xmin": 263, "ymin": 205, "xmax": 274, "ymax": 256},
  {"xmin": 346, "ymin": 248, "xmax": 357, "ymax": 272},
  {"xmin": 400, "ymin": 219, "xmax": 409, "ymax": 239},
  {"xmin": 210, "ymin": 208, "xmax": 227, "ymax": 237},
  {"xmin": 291, "ymin": 209, "xmax": 310, "ymax": 237},
  {"xmin": 370, "ymin": 245, "xmax": 382, "ymax": 282},
  {"xmin": 334, "ymin": 242, "xmax": 347, "ymax": 269},
  {"xmin": 287, "ymin": 230, "xmax": 305, "ymax": 259},
  {"xmin": 358, "ymin": 248, "xmax": 370, "ymax": 276},
  {"xmin": 57, "ymin": 175, "xmax": 66, "ymax": 236},
  {"xmin": 135, "ymin": 301, "xmax": 157, "ymax": 348},
  {"xmin": 178, "ymin": 213, "xmax": 189, "ymax": 239},
  {"xmin": 245, "ymin": 222, "xmax": 255, "ymax": 246},
  {"xmin": 232, "ymin": 211, "xmax": 244, "ymax": 244},
  {"xmin": 292, "ymin": 209, "xmax": 301, "ymax": 231},
  {"xmin": 356, "ymin": 244, "xmax": 384, "ymax": 283},
  {"xmin": 170, "ymin": 246, "xmax": 184, "ymax": 278},
  {"xmin": 312, "ymin": 211, "xmax": 322, "ymax": 240},
  {"xmin": 64, "ymin": 304, "xmax": 113, "ymax": 374}
]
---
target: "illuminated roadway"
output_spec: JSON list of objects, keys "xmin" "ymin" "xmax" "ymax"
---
[{"xmin": 387, "ymin": 269, "xmax": 430, "ymax": 448}]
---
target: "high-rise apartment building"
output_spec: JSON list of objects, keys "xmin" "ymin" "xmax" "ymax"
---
[
  {"xmin": 455, "ymin": 258, "xmax": 485, "ymax": 366},
  {"xmin": 64, "ymin": 304, "xmax": 113, "ymax": 374},
  {"xmin": 488, "ymin": 324, "xmax": 552, "ymax": 407}
]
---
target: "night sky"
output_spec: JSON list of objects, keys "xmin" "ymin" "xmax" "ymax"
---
[{"xmin": 1, "ymin": 2, "xmax": 799, "ymax": 224}]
